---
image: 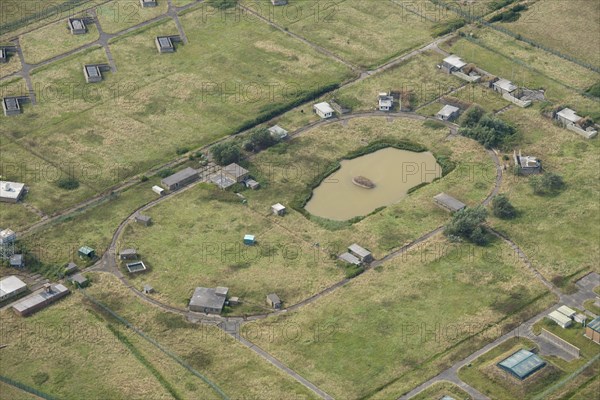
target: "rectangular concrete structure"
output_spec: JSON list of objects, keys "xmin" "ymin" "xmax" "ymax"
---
[
  {"xmin": 189, "ymin": 286, "xmax": 228, "ymax": 314},
  {"xmin": 2, "ymin": 97, "xmax": 21, "ymax": 116},
  {"xmin": 0, "ymin": 276, "xmax": 27, "ymax": 302},
  {"xmin": 83, "ymin": 65, "xmax": 102, "ymax": 83},
  {"xmin": 547, "ymin": 310, "xmax": 572, "ymax": 328},
  {"xmin": 161, "ymin": 167, "xmax": 199, "ymax": 191},
  {"xmin": 0, "ymin": 181, "xmax": 26, "ymax": 202},
  {"xmin": 12, "ymin": 284, "xmax": 70, "ymax": 317},
  {"xmin": 155, "ymin": 36, "xmax": 179, "ymax": 53},
  {"xmin": 313, "ymin": 102, "xmax": 334, "ymax": 119},
  {"xmin": 433, "ymin": 193, "xmax": 466, "ymax": 213},
  {"xmin": 68, "ymin": 18, "xmax": 87, "ymax": 35},
  {"xmin": 267, "ymin": 293, "xmax": 282, "ymax": 309},
  {"xmin": 140, "ymin": 0, "xmax": 158, "ymax": 6},
  {"xmin": 436, "ymin": 105, "xmax": 460, "ymax": 121},
  {"xmin": 348, "ymin": 244, "xmax": 373, "ymax": 263}
]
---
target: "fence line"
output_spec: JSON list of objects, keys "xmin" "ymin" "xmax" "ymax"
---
[
  {"xmin": 0, "ymin": 375, "xmax": 56, "ymax": 400},
  {"xmin": 80, "ymin": 290, "xmax": 230, "ymax": 400}
]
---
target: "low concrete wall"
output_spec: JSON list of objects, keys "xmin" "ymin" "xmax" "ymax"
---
[
  {"xmin": 502, "ymin": 92, "xmax": 532, "ymax": 108},
  {"xmin": 540, "ymin": 328, "xmax": 580, "ymax": 358},
  {"xmin": 566, "ymin": 123, "xmax": 598, "ymax": 139},
  {"xmin": 452, "ymin": 71, "xmax": 481, "ymax": 83}
]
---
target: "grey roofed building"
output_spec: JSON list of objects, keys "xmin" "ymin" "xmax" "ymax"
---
[
  {"xmin": 267, "ymin": 293, "xmax": 282, "ymax": 309},
  {"xmin": 143, "ymin": 284, "xmax": 154, "ymax": 294},
  {"xmin": 339, "ymin": 252, "xmax": 361, "ymax": 266},
  {"xmin": 556, "ymin": 107, "xmax": 581, "ymax": 124},
  {"xmin": 12, "ymin": 283, "xmax": 70, "ymax": 316},
  {"xmin": 83, "ymin": 64, "xmax": 104, "ymax": 83},
  {"xmin": 268, "ymin": 125, "xmax": 288, "ymax": 140},
  {"xmin": 497, "ymin": 349, "xmax": 546, "ymax": 380},
  {"xmin": 135, "ymin": 214, "xmax": 152, "ymax": 225},
  {"xmin": 222, "ymin": 163, "xmax": 249, "ymax": 182},
  {"xmin": 64, "ymin": 262, "xmax": 78, "ymax": 275},
  {"xmin": 189, "ymin": 286, "xmax": 228, "ymax": 314},
  {"xmin": 0, "ymin": 48, "xmax": 6, "ymax": 63},
  {"xmin": 433, "ymin": 193, "xmax": 466, "ymax": 212},
  {"xmin": 271, "ymin": 0, "xmax": 288, "ymax": 5},
  {"xmin": 155, "ymin": 36, "xmax": 181, "ymax": 53},
  {"xmin": 0, "ymin": 275, "xmax": 27, "ymax": 302},
  {"xmin": 436, "ymin": 105, "xmax": 460, "ymax": 121},
  {"xmin": 0, "ymin": 181, "xmax": 26, "ymax": 202},
  {"xmin": 140, "ymin": 0, "xmax": 158, "ymax": 7},
  {"xmin": 245, "ymin": 179, "xmax": 260, "ymax": 190},
  {"xmin": 9, "ymin": 254, "xmax": 23, "ymax": 267},
  {"xmin": 348, "ymin": 244, "xmax": 373, "ymax": 263},
  {"xmin": 210, "ymin": 173, "xmax": 236, "ymax": 189},
  {"xmin": 69, "ymin": 273, "xmax": 89, "ymax": 287},
  {"xmin": 0, "ymin": 229, "xmax": 16, "ymax": 244},
  {"xmin": 513, "ymin": 150, "xmax": 541, "ymax": 175},
  {"xmin": 492, "ymin": 78, "xmax": 518, "ymax": 94},
  {"xmin": 2, "ymin": 97, "xmax": 21, "ymax": 116},
  {"xmin": 441, "ymin": 55, "xmax": 467, "ymax": 72},
  {"xmin": 68, "ymin": 18, "xmax": 87, "ymax": 35},
  {"xmin": 119, "ymin": 248, "xmax": 138, "ymax": 259},
  {"xmin": 378, "ymin": 92, "xmax": 394, "ymax": 111},
  {"xmin": 161, "ymin": 167, "xmax": 199, "ymax": 191}
]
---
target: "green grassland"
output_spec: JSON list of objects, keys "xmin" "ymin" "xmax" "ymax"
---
[
  {"xmin": 96, "ymin": 0, "xmax": 170, "ymax": 34},
  {"xmin": 84, "ymin": 272, "xmax": 320, "ymax": 400},
  {"xmin": 119, "ymin": 183, "xmax": 344, "ymax": 313},
  {"xmin": 1, "ymin": 7, "xmax": 353, "ymax": 221},
  {"xmin": 490, "ymin": 107, "xmax": 600, "ymax": 284},
  {"xmin": 0, "ymin": 292, "xmax": 177, "ymax": 399},
  {"xmin": 0, "ymin": 382, "xmax": 41, "ymax": 400},
  {"xmin": 247, "ymin": 235, "xmax": 552, "ymax": 399},
  {"xmin": 0, "ymin": 54, "xmax": 22, "ymax": 78},
  {"xmin": 19, "ymin": 18, "xmax": 100, "ymax": 65},
  {"xmin": 459, "ymin": 323, "xmax": 600, "ymax": 400},
  {"xmin": 244, "ymin": 0, "xmax": 452, "ymax": 68},
  {"xmin": 499, "ymin": 0, "xmax": 600, "ymax": 69},
  {"xmin": 411, "ymin": 381, "xmax": 472, "ymax": 400}
]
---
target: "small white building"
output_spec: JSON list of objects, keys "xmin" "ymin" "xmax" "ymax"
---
[
  {"xmin": 492, "ymin": 78, "xmax": 517, "ymax": 95},
  {"xmin": 557, "ymin": 305, "xmax": 577, "ymax": 319},
  {"xmin": 441, "ymin": 55, "xmax": 467, "ymax": 73},
  {"xmin": 0, "ymin": 275, "xmax": 27, "ymax": 302},
  {"xmin": 0, "ymin": 229, "xmax": 16, "ymax": 245},
  {"xmin": 140, "ymin": 0, "xmax": 158, "ymax": 7},
  {"xmin": 378, "ymin": 92, "xmax": 394, "ymax": 111},
  {"xmin": 268, "ymin": 125, "xmax": 288, "ymax": 140},
  {"xmin": 313, "ymin": 102, "xmax": 334, "ymax": 119},
  {"xmin": 271, "ymin": 203, "xmax": 286, "ymax": 216},
  {"xmin": 152, "ymin": 185, "xmax": 165, "ymax": 196},
  {"xmin": 436, "ymin": 105, "xmax": 460, "ymax": 121},
  {"xmin": 0, "ymin": 181, "xmax": 26, "ymax": 203},
  {"xmin": 547, "ymin": 310, "xmax": 572, "ymax": 328}
]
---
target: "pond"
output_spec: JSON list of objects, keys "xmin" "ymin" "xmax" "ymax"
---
[{"xmin": 304, "ymin": 147, "xmax": 442, "ymax": 221}]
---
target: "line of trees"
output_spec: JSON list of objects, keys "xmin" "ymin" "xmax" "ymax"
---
[{"xmin": 459, "ymin": 106, "xmax": 516, "ymax": 149}]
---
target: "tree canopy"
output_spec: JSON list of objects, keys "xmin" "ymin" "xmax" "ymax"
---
[{"xmin": 444, "ymin": 206, "xmax": 489, "ymax": 245}]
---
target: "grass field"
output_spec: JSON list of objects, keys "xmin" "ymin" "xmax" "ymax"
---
[
  {"xmin": 0, "ymin": 381, "xmax": 41, "ymax": 400},
  {"xmin": 459, "ymin": 322, "xmax": 600, "ymax": 400},
  {"xmin": 84, "ymin": 272, "xmax": 320, "ymax": 400},
  {"xmin": 244, "ymin": 0, "xmax": 451, "ymax": 68},
  {"xmin": 96, "ymin": 0, "xmax": 170, "ymax": 34},
  {"xmin": 500, "ymin": 0, "xmax": 600, "ymax": 69},
  {"xmin": 120, "ymin": 182, "xmax": 344, "ymax": 313},
  {"xmin": 489, "ymin": 107, "xmax": 600, "ymax": 284},
  {"xmin": 411, "ymin": 381, "xmax": 472, "ymax": 400},
  {"xmin": 0, "ymin": 54, "xmax": 22, "ymax": 78},
  {"xmin": 246, "ymin": 235, "xmax": 552, "ymax": 399},
  {"xmin": 19, "ymin": 18, "xmax": 100, "ymax": 65}
]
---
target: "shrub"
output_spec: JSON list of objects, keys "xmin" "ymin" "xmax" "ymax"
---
[
  {"xmin": 492, "ymin": 194, "xmax": 517, "ymax": 219},
  {"xmin": 207, "ymin": 0, "xmax": 237, "ymax": 9},
  {"xmin": 56, "ymin": 176, "xmax": 79, "ymax": 190},
  {"xmin": 529, "ymin": 173, "xmax": 565, "ymax": 195},
  {"xmin": 140, "ymin": 175, "xmax": 149, "ymax": 182},
  {"xmin": 459, "ymin": 112, "xmax": 516, "ymax": 149},
  {"xmin": 585, "ymin": 82, "xmax": 600, "ymax": 99},
  {"xmin": 156, "ymin": 168, "xmax": 174, "ymax": 178},
  {"xmin": 175, "ymin": 147, "xmax": 189, "ymax": 155},
  {"xmin": 210, "ymin": 142, "xmax": 241, "ymax": 165},
  {"xmin": 460, "ymin": 105, "xmax": 485, "ymax": 127},
  {"xmin": 444, "ymin": 206, "xmax": 489, "ymax": 245},
  {"xmin": 248, "ymin": 127, "xmax": 278, "ymax": 151},
  {"xmin": 32, "ymin": 372, "xmax": 49, "ymax": 385}
]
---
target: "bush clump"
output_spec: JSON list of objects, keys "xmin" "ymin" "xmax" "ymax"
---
[
  {"xmin": 529, "ymin": 172, "xmax": 565, "ymax": 195},
  {"xmin": 444, "ymin": 206, "xmax": 489, "ymax": 245},
  {"xmin": 210, "ymin": 142, "xmax": 241, "ymax": 165},
  {"xmin": 56, "ymin": 176, "xmax": 79, "ymax": 190},
  {"xmin": 459, "ymin": 106, "xmax": 516, "ymax": 149},
  {"xmin": 492, "ymin": 194, "xmax": 517, "ymax": 219}
]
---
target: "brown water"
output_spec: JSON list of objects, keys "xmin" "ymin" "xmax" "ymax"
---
[{"xmin": 305, "ymin": 147, "xmax": 442, "ymax": 221}]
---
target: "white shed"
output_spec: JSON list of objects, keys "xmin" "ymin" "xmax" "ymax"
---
[
  {"xmin": 313, "ymin": 102, "xmax": 334, "ymax": 119},
  {"xmin": 547, "ymin": 310, "xmax": 572, "ymax": 328},
  {"xmin": 271, "ymin": 203, "xmax": 286, "ymax": 216},
  {"xmin": 152, "ymin": 185, "xmax": 165, "ymax": 196}
]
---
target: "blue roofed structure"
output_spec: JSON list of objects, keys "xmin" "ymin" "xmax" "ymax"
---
[{"xmin": 497, "ymin": 349, "xmax": 546, "ymax": 380}]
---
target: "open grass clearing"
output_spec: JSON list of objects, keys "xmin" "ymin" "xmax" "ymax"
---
[
  {"xmin": 19, "ymin": 17, "xmax": 100, "ymax": 65},
  {"xmin": 489, "ymin": 107, "xmax": 600, "ymax": 284},
  {"xmin": 411, "ymin": 381, "xmax": 472, "ymax": 400},
  {"xmin": 247, "ymin": 235, "xmax": 551, "ymax": 399},
  {"xmin": 96, "ymin": 0, "xmax": 170, "ymax": 34}
]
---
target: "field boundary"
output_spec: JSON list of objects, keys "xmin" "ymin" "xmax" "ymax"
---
[{"xmin": 0, "ymin": 375, "xmax": 54, "ymax": 400}]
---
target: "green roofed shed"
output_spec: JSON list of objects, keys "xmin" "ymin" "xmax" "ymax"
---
[
  {"xmin": 243, "ymin": 235, "xmax": 255, "ymax": 245},
  {"xmin": 78, "ymin": 246, "xmax": 95, "ymax": 258},
  {"xmin": 498, "ymin": 349, "xmax": 546, "ymax": 380}
]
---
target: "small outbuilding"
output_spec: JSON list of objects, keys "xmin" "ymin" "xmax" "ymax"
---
[
  {"xmin": 268, "ymin": 125, "xmax": 288, "ymax": 140},
  {"xmin": 152, "ymin": 185, "xmax": 165, "ymax": 196},
  {"xmin": 140, "ymin": 0, "xmax": 158, "ymax": 7},
  {"xmin": 313, "ymin": 102, "xmax": 334, "ymax": 119},
  {"xmin": 155, "ymin": 36, "xmax": 181, "ymax": 53},
  {"xmin": 78, "ymin": 246, "xmax": 95, "ymax": 259},
  {"xmin": 378, "ymin": 92, "xmax": 394, "ymax": 111},
  {"xmin": 348, "ymin": 244, "xmax": 373, "ymax": 263},
  {"xmin": 0, "ymin": 228, "xmax": 16, "ymax": 245},
  {"xmin": 339, "ymin": 252, "xmax": 361, "ymax": 266},
  {"xmin": 271, "ymin": 203, "xmax": 286, "ymax": 216},
  {"xmin": 0, "ymin": 181, "xmax": 26, "ymax": 202},
  {"xmin": 584, "ymin": 316, "xmax": 600, "ymax": 344},
  {"xmin": 142, "ymin": 284, "xmax": 154, "ymax": 294},
  {"xmin": 441, "ymin": 55, "xmax": 467, "ymax": 74},
  {"xmin": 161, "ymin": 167, "xmax": 199, "ymax": 191},
  {"xmin": 119, "ymin": 248, "xmax": 138, "ymax": 260},
  {"xmin": 514, "ymin": 150, "xmax": 541, "ymax": 175},
  {"xmin": 9, "ymin": 254, "xmax": 24, "ymax": 268},
  {"xmin": 271, "ymin": 0, "xmax": 288, "ymax": 5},
  {"xmin": 222, "ymin": 163, "xmax": 249, "ymax": 183},
  {"xmin": 267, "ymin": 293, "xmax": 282, "ymax": 309},
  {"xmin": 436, "ymin": 105, "xmax": 460, "ymax": 121},
  {"xmin": 245, "ymin": 179, "xmax": 260, "ymax": 190},
  {"xmin": 547, "ymin": 310, "xmax": 572, "ymax": 328},
  {"xmin": 189, "ymin": 286, "xmax": 228, "ymax": 314},
  {"xmin": 0, "ymin": 48, "xmax": 6, "ymax": 63},
  {"xmin": 492, "ymin": 78, "xmax": 517, "ymax": 95},
  {"xmin": 64, "ymin": 262, "xmax": 78, "ymax": 275},
  {"xmin": 433, "ymin": 193, "xmax": 466, "ymax": 213},
  {"xmin": 69, "ymin": 273, "xmax": 89, "ymax": 288},
  {"xmin": 135, "ymin": 214, "xmax": 152, "ymax": 226},
  {"xmin": 497, "ymin": 349, "xmax": 546, "ymax": 380},
  {"xmin": 2, "ymin": 97, "xmax": 21, "ymax": 116},
  {"xmin": 83, "ymin": 65, "xmax": 102, "ymax": 83},
  {"xmin": 68, "ymin": 18, "xmax": 87, "ymax": 35},
  {"xmin": 228, "ymin": 296, "xmax": 240, "ymax": 305},
  {"xmin": 0, "ymin": 276, "xmax": 27, "ymax": 302},
  {"xmin": 243, "ymin": 234, "xmax": 256, "ymax": 246},
  {"xmin": 556, "ymin": 305, "xmax": 576, "ymax": 319}
]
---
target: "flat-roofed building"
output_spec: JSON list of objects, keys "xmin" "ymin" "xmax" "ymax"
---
[
  {"xmin": 378, "ymin": 92, "xmax": 394, "ymax": 111},
  {"xmin": 161, "ymin": 167, "xmax": 199, "ymax": 191},
  {"xmin": 222, "ymin": 163, "xmax": 249, "ymax": 183},
  {"xmin": 12, "ymin": 283, "xmax": 70, "ymax": 316},
  {"xmin": 140, "ymin": 0, "xmax": 158, "ymax": 7},
  {"xmin": 436, "ymin": 105, "xmax": 460, "ymax": 121},
  {"xmin": 547, "ymin": 310, "xmax": 572, "ymax": 328},
  {"xmin": 348, "ymin": 244, "xmax": 373, "ymax": 263},
  {"xmin": 441, "ymin": 55, "xmax": 467, "ymax": 73},
  {"xmin": 313, "ymin": 102, "xmax": 334, "ymax": 119},
  {"xmin": 2, "ymin": 97, "xmax": 21, "ymax": 116},
  {"xmin": 83, "ymin": 64, "xmax": 102, "ymax": 83},
  {"xmin": 0, "ymin": 181, "xmax": 25, "ymax": 202},
  {"xmin": 433, "ymin": 193, "xmax": 466, "ymax": 213},
  {"xmin": 0, "ymin": 48, "xmax": 6, "ymax": 63},
  {"xmin": 266, "ymin": 293, "xmax": 282, "ymax": 309},
  {"xmin": 68, "ymin": 18, "xmax": 87, "ymax": 35},
  {"xmin": 339, "ymin": 252, "xmax": 361, "ymax": 266},
  {"xmin": 0, "ymin": 276, "xmax": 27, "ymax": 302},
  {"xmin": 584, "ymin": 316, "xmax": 600, "ymax": 344},
  {"xmin": 9, "ymin": 254, "xmax": 24, "ymax": 268},
  {"xmin": 0, "ymin": 229, "xmax": 16, "ymax": 245},
  {"xmin": 69, "ymin": 273, "xmax": 89, "ymax": 288},
  {"xmin": 189, "ymin": 286, "xmax": 228, "ymax": 314},
  {"xmin": 556, "ymin": 305, "xmax": 576, "ymax": 319},
  {"xmin": 492, "ymin": 78, "xmax": 518, "ymax": 95},
  {"xmin": 119, "ymin": 248, "xmax": 138, "ymax": 260},
  {"xmin": 514, "ymin": 150, "xmax": 541, "ymax": 175},
  {"xmin": 268, "ymin": 125, "xmax": 288, "ymax": 140},
  {"xmin": 271, "ymin": 203, "xmax": 286, "ymax": 216},
  {"xmin": 156, "ymin": 36, "xmax": 180, "ymax": 53},
  {"xmin": 497, "ymin": 349, "xmax": 546, "ymax": 380}
]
